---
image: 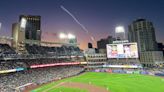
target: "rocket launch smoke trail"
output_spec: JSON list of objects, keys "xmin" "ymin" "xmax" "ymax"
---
[{"xmin": 60, "ymin": 5, "xmax": 95, "ymax": 41}]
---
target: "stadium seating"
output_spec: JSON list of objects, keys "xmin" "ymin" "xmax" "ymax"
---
[
  {"xmin": 0, "ymin": 44, "xmax": 16, "ymax": 55},
  {"xmin": 25, "ymin": 44, "xmax": 82, "ymax": 56},
  {"xmin": 0, "ymin": 66, "xmax": 84, "ymax": 92},
  {"xmin": 0, "ymin": 43, "xmax": 85, "ymax": 92}
]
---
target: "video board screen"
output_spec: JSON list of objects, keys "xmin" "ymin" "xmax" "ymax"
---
[{"xmin": 106, "ymin": 43, "xmax": 138, "ymax": 58}]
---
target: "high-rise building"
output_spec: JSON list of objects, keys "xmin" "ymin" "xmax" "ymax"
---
[
  {"xmin": 97, "ymin": 36, "xmax": 115, "ymax": 49},
  {"xmin": 88, "ymin": 42, "xmax": 93, "ymax": 48},
  {"xmin": 128, "ymin": 19, "xmax": 164, "ymax": 67},
  {"xmin": 140, "ymin": 51, "xmax": 163, "ymax": 67},
  {"xmin": 12, "ymin": 23, "xmax": 26, "ymax": 53},
  {"xmin": 128, "ymin": 19, "xmax": 157, "ymax": 52},
  {"xmin": 157, "ymin": 43, "xmax": 164, "ymax": 55},
  {"xmin": 97, "ymin": 36, "xmax": 116, "ymax": 53},
  {"xmin": 19, "ymin": 15, "xmax": 41, "ymax": 41},
  {"xmin": 12, "ymin": 15, "xmax": 41, "ymax": 53}
]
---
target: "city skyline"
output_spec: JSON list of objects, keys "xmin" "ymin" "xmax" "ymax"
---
[{"xmin": 0, "ymin": 0, "xmax": 164, "ymax": 49}]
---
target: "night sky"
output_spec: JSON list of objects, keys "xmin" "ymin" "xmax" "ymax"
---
[{"xmin": 0, "ymin": 0, "xmax": 164, "ymax": 49}]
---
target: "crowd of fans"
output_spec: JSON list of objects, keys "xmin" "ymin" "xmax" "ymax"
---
[
  {"xmin": 0, "ymin": 43, "xmax": 163, "ymax": 92},
  {"xmin": 106, "ymin": 59, "xmax": 141, "ymax": 66},
  {"xmin": 0, "ymin": 58, "xmax": 81, "ymax": 70},
  {"xmin": 0, "ymin": 43, "xmax": 85, "ymax": 92},
  {"xmin": 93, "ymin": 68, "xmax": 164, "ymax": 76},
  {"xmin": 0, "ymin": 43, "xmax": 83, "ymax": 59},
  {"xmin": 0, "ymin": 66, "xmax": 85, "ymax": 92},
  {"xmin": 0, "ymin": 44, "xmax": 16, "ymax": 54},
  {"xmin": 0, "ymin": 61, "xmax": 26, "ymax": 70},
  {"xmin": 25, "ymin": 44, "xmax": 82, "ymax": 56}
]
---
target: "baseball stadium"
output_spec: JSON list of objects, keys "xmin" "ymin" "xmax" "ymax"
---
[
  {"xmin": 0, "ymin": 13, "xmax": 164, "ymax": 92},
  {"xmin": 0, "ymin": 40, "xmax": 164, "ymax": 92}
]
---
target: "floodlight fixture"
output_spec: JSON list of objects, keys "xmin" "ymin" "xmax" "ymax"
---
[
  {"xmin": 115, "ymin": 26, "xmax": 125, "ymax": 33},
  {"xmin": 68, "ymin": 33, "xmax": 76, "ymax": 39},
  {"xmin": 59, "ymin": 33, "xmax": 67, "ymax": 39}
]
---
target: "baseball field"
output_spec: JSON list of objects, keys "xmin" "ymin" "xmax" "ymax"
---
[{"xmin": 32, "ymin": 72, "xmax": 164, "ymax": 92}]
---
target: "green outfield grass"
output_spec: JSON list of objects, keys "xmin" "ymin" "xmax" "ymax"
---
[
  {"xmin": 41, "ymin": 87, "xmax": 88, "ymax": 92},
  {"xmin": 32, "ymin": 72, "xmax": 164, "ymax": 92}
]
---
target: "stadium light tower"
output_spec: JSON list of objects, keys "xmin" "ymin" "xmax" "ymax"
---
[
  {"xmin": 59, "ymin": 33, "xmax": 77, "ymax": 46},
  {"xmin": 59, "ymin": 33, "xmax": 76, "ymax": 39},
  {"xmin": 115, "ymin": 26, "xmax": 126, "ymax": 40},
  {"xmin": 59, "ymin": 33, "xmax": 67, "ymax": 39},
  {"xmin": 115, "ymin": 26, "xmax": 125, "ymax": 33},
  {"xmin": 68, "ymin": 33, "xmax": 76, "ymax": 39}
]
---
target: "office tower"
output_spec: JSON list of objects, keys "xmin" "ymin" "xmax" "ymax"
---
[
  {"xmin": 128, "ymin": 19, "xmax": 157, "ymax": 52},
  {"xmin": 12, "ymin": 23, "xmax": 26, "ymax": 53},
  {"xmin": 19, "ymin": 15, "xmax": 41, "ymax": 41},
  {"xmin": 128, "ymin": 19, "xmax": 164, "ymax": 67},
  {"xmin": 97, "ymin": 36, "xmax": 116, "ymax": 53},
  {"xmin": 97, "ymin": 36, "xmax": 115, "ymax": 49}
]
